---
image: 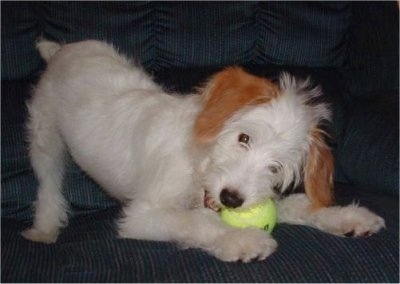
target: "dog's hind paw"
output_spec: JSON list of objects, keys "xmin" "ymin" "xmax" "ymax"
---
[
  {"xmin": 21, "ymin": 227, "xmax": 59, "ymax": 244},
  {"xmin": 209, "ymin": 228, "xmax": 277, "ymax": 262}
]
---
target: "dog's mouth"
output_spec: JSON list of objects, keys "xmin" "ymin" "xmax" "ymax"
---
[{"xmin": 204, "ymin": 190, "xmax": 221, "ymax": 212}]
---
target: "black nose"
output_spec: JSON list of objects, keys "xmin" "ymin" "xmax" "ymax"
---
[{"xmin": 220, "ymin": 188, "xmax": 244, "ymax": 208}]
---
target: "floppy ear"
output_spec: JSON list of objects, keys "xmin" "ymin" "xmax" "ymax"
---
[
  {"xmin": 194, "ymin": 67, "xmax": 279, "ymax": 144},
  {"xmin": 304, "ymin": 127, "xmax": 334, "ymax": 210}
]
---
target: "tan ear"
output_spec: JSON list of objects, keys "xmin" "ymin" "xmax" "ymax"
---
[
  {"xmin": 194, "ymin": 67, "xmax": 279, "ymax": 144},
  {"xmin": 304, "ymin": 128, "xmax": 335, "ymax": 210}
]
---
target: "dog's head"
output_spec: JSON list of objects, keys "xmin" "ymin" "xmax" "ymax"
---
[{"xmin": 194, "ymin": 67, "xmax": 334, "ymax": 211}]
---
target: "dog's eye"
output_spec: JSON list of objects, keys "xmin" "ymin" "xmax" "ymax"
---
[
  {"xmin": 269, "ymin": 166, "xmax": 278, "ymax": 174},
  {"xmin": 268, "ymin": 165, "xmax": 279, "ymax": 174},
  {"xmin": 238, "ymin": 133, "xmax": 250, "ymax": 144}
]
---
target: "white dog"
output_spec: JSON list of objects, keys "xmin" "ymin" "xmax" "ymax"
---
[{"xmin": 22, "ymin": 40, "xmax": 385, "ymax": 262}]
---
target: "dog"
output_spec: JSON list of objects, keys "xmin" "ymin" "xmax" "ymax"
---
[{"xmin": 22, "ymin": 39, "xmax": 385, "ymax": 262}]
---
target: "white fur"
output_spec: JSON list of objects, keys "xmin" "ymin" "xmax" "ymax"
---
[{"xmin": 22, "ymin": 40, "xmax": 385, "ymax": 262}]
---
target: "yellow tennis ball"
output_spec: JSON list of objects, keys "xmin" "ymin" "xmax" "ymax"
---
[{"xmin": 220, "ymin": 199, "xmax": 277, "ymax": 233}]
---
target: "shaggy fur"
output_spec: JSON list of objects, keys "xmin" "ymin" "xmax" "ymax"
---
[{"xmin": 22, "ymin": 40, "xmax": 385, "ymax": 262}]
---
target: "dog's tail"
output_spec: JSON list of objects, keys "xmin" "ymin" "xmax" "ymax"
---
[{"xmin": 36, "ymin": 39, "xmax": 62, "ymax": 62}]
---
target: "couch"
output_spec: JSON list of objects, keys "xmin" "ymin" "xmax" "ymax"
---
[{"xmin": 1, "ymin": 1, "xmax": 398, "ymax": 282}]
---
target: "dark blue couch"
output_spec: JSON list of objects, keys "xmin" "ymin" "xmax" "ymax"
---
[{"xmin": 2, "ymin": 2, "xmax": 398, "ymax": 282}]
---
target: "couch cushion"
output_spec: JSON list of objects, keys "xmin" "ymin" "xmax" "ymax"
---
[
  {"xmin": 256, "ymin": 2, "xmax": 350, "ymax": 67},
  {"xmin": 1, "ymin": 2, "xmax": 351, "ymax": 80},
  {"xmin": 342, "ymin": 2, "xmax": 399, "ymax": 100},
  {"xmin": 2, "ymin": 184, "xmax": 398, "ymax": 282},
  {"xmin": 1, "ymin": 2, "xmax": 42, "ymax": 80},
  {"xmin": 337, "ymin": 95, "xmax": 399, "ymax": 197}
]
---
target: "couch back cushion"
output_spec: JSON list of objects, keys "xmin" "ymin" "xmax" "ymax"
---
[
  {"xmin": 342, "ymin": 2, "xmax": 399, "ymax": 99},
  {"xmin": 2, "ymin": 2, "xmax": 350, "ymax": 80}
]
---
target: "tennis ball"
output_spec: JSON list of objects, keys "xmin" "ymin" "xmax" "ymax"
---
[{"xmin": 220, "ymin": 199, "xmax": 277, "ymax": 233}]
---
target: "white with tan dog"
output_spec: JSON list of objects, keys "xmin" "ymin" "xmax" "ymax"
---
[{"xmin": 22, "ymin": 40, "xmax": 385, "ymax": 262}]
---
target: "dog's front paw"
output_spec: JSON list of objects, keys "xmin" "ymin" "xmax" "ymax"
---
[
  {"xmin": 340, "ymin": 206, "xmax": 386, "ymax": 237},
  {"xmin": 21, "ymin": 227, "xmax": 59, "ymax": 244},
  {"xmin": 210, "ymin": 228, "xmax": 277, "ymax": 262},
  {"xmin": 314, "ymin": 205, "xmax": 386, "ymax": 238}
]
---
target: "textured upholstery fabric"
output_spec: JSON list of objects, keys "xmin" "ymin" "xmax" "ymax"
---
[
  {"xmin": 338, "ymin": 95, "xmax": 399, "ymax": 197},
  {"xmin": 2, "ymin": 185, "xmax": 398, "ymax": 283},
  {"xmin": 1, "ymin": 79, "xmax": 37, "ymax": 220},
  {"xmin": 0, "ymin": 2, "xmax": 41, "ymax": 80},
  {"xmin": 2, "ymin": 1, "xmax": 350, "ymax": 80},
  {"xmin": 342, "ymin": 1, "xmax": 399, "ymax": 100}
]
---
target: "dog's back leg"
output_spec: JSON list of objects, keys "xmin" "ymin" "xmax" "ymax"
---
[{"xmin": 21, "ymin": 91, "xmax": 68, "ymax": 243}]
